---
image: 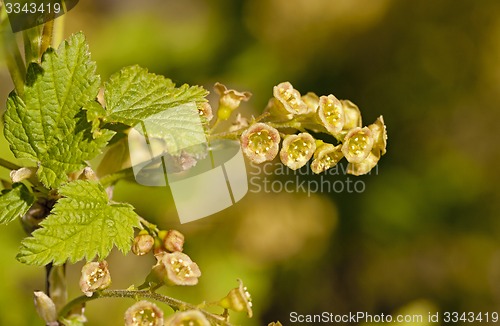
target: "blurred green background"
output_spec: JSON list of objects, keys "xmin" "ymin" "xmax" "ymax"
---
[{"xmin": 1, "ymin": 0, "xmax": 500, "ymax": 325}]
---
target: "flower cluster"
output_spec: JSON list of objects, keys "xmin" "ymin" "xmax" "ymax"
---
[
  {"xmin": 131, "ymin": 229, "xmax": 202, "ymax": 287},
  {"xmin": 73, "ymin": 228, "xmax": 254, "ymax": 324},
  {"xmin": 234, "ymin": 82, "xmax": 387, "ymax": 175}
]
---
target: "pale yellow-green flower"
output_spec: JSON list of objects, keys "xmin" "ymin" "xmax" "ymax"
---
[
  {"xmin": 218, "ymin": 279, "xmax": 253, "ymax": 318},
  {"xmin": 341, "ymin": 127, "xmax": 374, "ymax": 163},
  {"xmin": 124, "ymin": 300, "xmax": 163, "ymax": 326},
  {"xmin": 318, "ymin": 94, "xmax": 344, "ymax": 135},
  {"xmin": 79, "ymin": 261, "xmax": 111, "ymax": 297},
  {"xmin": 311, "ymin": 142, "xmax": 343, "ymax": 174},
  {"xmin": 164, "ymin": 310, "xmax": 210, "ymax": 326},
  {"xmin": 280, "ymin": 133, "xmax": 316, "ymax": 170},
  {"xmin": 214, "ymin": 82, "xmax": 251, "ymax": 120},
  {"xmin": 241, "ymin": 123, "xmax": 281, "ymax": 163}
]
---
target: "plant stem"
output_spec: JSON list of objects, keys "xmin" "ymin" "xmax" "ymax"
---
[
  {"xmin": 0, "ymin": 158, "xmax": 21, "ymax": 171},
  {"xmin": 1, "ymin": 18, "xmax": 26, "ymax": 96},
  {"xmin": 41, "ymin": 20, "xmax": 54, "ymax": 55},
  {"xmin": 51, "ymin": 2, "xmax": 66, "ymax": 48},
  {"xmin": 59, "ymin": 290, "xmax": 231, "ymax": 325},
  {"xmin": 138, "ymin": 215, "xmax": 159, "ymax": 233},
  {"xmin": 100, "ymin": 167, "xmax": 135, "ymax": 187},
  {"xmin": 23, "ymin": 26, "xmax": 41, "ymax": 64},
  {"xmin": 208, "ymin": 130, "xmax": 241, "ymax": 141}
]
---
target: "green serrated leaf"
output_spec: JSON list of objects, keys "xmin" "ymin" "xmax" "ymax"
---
[
  {"xmin": 104, "ymin": 65, "xmax": 209, "ymax": 126},
  {"xmin": 17, "ymin": 180, "xmax": 140, "ymax": 266},
  {"xmin": 0, "ymin": 183, "xmax": 35, "ymax": 225},
  {"xmin": 104, "ymin": 65, "xmax": 209, "ymax": 161},
  {"xmin": 4, "ymin": 32, "xmax": 114, "ymax": 188},
  {"xmin": 83, "ymin": 100, "xmax": 107, "ymax": 136}
]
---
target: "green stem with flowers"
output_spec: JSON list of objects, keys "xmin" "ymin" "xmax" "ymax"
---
[{"xmin": 59, "ymin": 290, "xmax": 231, "ymax": 326}]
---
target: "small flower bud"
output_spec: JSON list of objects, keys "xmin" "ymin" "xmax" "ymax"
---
[
  {"xmin": 153, "ymin": 236, "xmax": 164, "ymax": 255},
  {"xmin": 340, "ymin": 100, "xmax": 362, "ymax": 130},
  {"xmin": 214, "ymin": 82, "xmax": 252, "ymax": 121},
  {"xmin": 162, "ymin": 229, "xmax": 185, "ymax": 253},
  {"xmin": 198, "ymin": 102, "xmax": 214, "ymax": 122},
  {"xmin": 311, "ymin": 143, "xmax": 343, "ymax": 174},
  {"xmin": 218, "ymin": 279, "xmax": 253, "ymax": 318},
  {"xmin": 158, "ymin": 230, "xmax": 168, "ymax": 239},
  {"xmin": 318, "ymin": 95, "xmax": 344, "ymax": 135},
  {"xmin": 229, "ymin": 113, "xmax": 249, "ymax": 132},
  {"xmin": 21, "ymin": 200, "xmax": 51, "ymax": 233},
  {"xmin": 273, "ymin": 82, "xmax": 310, "ymax": 115},
  {"xmin": 279, "ymin": 133, "xmax": 316, "ymax": 170},
  {"xmin": 341, "ymin": 127, "xmax": 374, "ymax": 163},
  {"xmin": 10, "ymin": 167, "xmax": 36, "ymax": 183},
  {"xmin": 132, "ymin": 232, "xmax": 155, "ymax": 256},
  {"xmin": 240, "ymin": 123, "xmax": 281, "ymax": 163},
  {"xmin": 347, "ymin": 151, "xmax": 380, "ymax": 176},
  {"xmin": 346, "ymin": 116, "xmax": 387, "ymax": 176},
  {"xmin": 151, "ymin": 252, "xmax": 201, "ymax": 286},
  {"xmin": 124, "ymin": 300, "xmax": 164, "ymax": 326},
  {"xmin": 34, "ymin": 291, "xmax": 58, "ymax": 326},
  {"xmin": 301, "ymin": 92, "xmax": 319, "ymax": 113},
  {"xmin": 81, "ymin": 167, "xmax": 98, "ymax": 181},
  {"xmin": 164, "ymin": 310, "xmax": 210, "ymax": 326},
  {"xmin": 79, "ymin": 261, "xmax": 112, "ymax": 297},
  {"xmin": 368, "ymin": 115, "xmax": 387, "ymax": 156},
  {"xmin": 264, "ymin": 97, "xmax": 293, "ymax": 120}
]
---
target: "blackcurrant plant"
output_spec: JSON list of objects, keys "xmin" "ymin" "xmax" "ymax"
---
[{"xmin": 0, "ymin": 3, "xmax": 387, "ymax": 325}]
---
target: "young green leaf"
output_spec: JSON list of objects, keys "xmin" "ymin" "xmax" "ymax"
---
[
  {"xmin": 103, "ymin": 65, "xmax": 209, "ymax": 161},
  {"xmin": 17, "ymin": 180, "xmax": 140, "ymax": 266},
  {"xmin": 103, "ymin": 65, "xmax": 209, "ymax": 126},
  {"xmin": 3, "ymin": 32, "xmax": 114, "ymax": 188},
  {"xmin": 0, "ymin": 183, "xmax": 35, "ymax": 225}
]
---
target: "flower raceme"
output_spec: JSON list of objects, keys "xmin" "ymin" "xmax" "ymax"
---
[{"xmin": 235, "ymin": 81, "xmax": 387, "ymax": 175}]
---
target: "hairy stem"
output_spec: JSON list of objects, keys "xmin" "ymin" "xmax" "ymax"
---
[
  {"xmin": 139, "ymin": 215, "xmax": 159, "ymax": 233},
  {"xmin": 59, "ymin": 289, "xmax": 231, "ymax": 325}
]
